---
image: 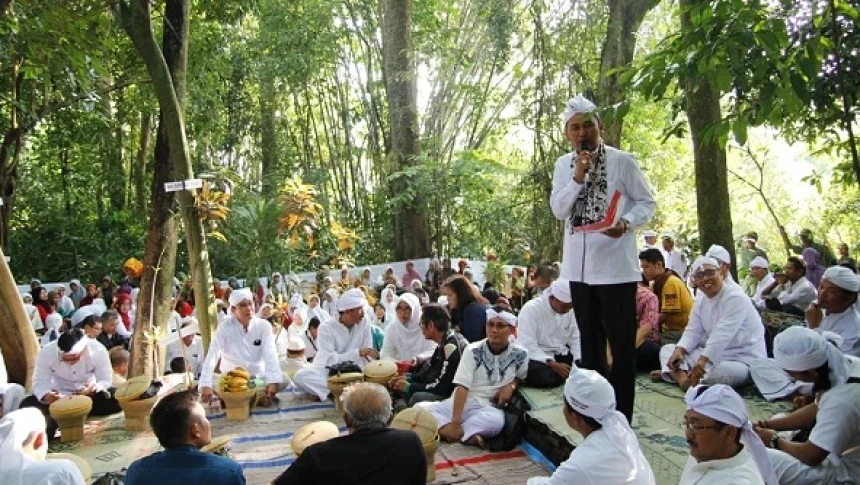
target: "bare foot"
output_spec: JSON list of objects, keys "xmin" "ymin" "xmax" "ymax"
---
[
  {"xmin": 649, "ymin": 370, "xmax": 663, "ymax": 383},
  {"xmin": 308, "ymin": 394, "xmax": 321, "ymax": 402},
  {"xmin": 464, "ymin": 435, "xmax": 486, "ymax": 449}
]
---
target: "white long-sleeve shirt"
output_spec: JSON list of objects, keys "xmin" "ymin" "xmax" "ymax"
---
[
  {"xmin": 312, "ymin": 319, "xmax": 373, "ymax": 370},
  {"xmin": 752, "ymin": 273, "xmax": 775, "ymax": 308},
  {"xmin": 816, "ymin": 308, "xmax": 860, "ymax": 357},
  {"xmin": 517, "ymin": 296, "xmax": 581, "ymax": 363},
  {"xmin": 664, "ymin": 248, "xmax": 688, "ymax": 279},
  {"xmin": 165, "ymin": 336, "xmax": 205, "ymax": 377},
  {"xmin": 550, "ymin": 146, "xmax": 656, "ymax": 285},
  {"xmin": 32, "ymin": 339, "xmax": 113, "ymax": 400},
  {"xmin": 198, "ymin": 316, "xmax": 283, "ymax": 389},
  {"xmin": 679, "ymin": 450, "xmax": 764, "ymax": 485},
  {"xmin": 771, "ymin": 276, "xmax": 816, "ymax": 309},
  {"xmin": 18, "ymin": 457, "xmax": 86, "ymax": 485},
  {"xmin": 527, "ymin": 427, "xmax": 656, "ymax": 485},
  {"xmin": 677, "ymin": 282, "xmax": 767, "ymax": 364}
]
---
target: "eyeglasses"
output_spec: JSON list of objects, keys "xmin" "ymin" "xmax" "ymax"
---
[
  {"xmin": 692, "ymin": 269, "xmax": 718, "ymax": 281},
  {"xmin": 681, "ymin": 421, "xmax": 723, "ymax": 432}
]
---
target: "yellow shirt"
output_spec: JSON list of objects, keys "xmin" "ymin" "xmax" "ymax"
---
[{"xmin": 660, "ymin": 274, "xmax": 693, "ymax": 332}]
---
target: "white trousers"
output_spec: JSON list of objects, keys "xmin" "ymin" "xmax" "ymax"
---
[
  {"xmin": 292, "ymin": 367, "xmax": 331, "ymax": 401},
  {"xmin": 416, "ymin": 397, "xmax": 504, "ymax": 441},
  {"xmin": 659, "ymin": 345, "xmax": 752, "ymax": 387},
  {"xmin": 767, "ymin": 448, "xmax": 860, "ymax": 484},
  {"xmin": 750, "ymin": 358, "xmax": 814, "ymax": 401},
  {"xmin": 0, "ymin": 383, "xmax": 25, "ymax": 416}
]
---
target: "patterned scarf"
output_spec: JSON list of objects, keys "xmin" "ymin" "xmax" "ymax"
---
[{"xmin": 569, "ymin": 143, "xmax": 608, "ymax": 232}]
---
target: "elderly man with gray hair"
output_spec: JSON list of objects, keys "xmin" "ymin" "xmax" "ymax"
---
[{"xmin": 270, "ymin": 382, "xmax": 426, "ymax": 485}]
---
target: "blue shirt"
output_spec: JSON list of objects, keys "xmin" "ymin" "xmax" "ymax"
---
[{"xmin": 125, "ymin": 445, "xmax": 245, "ymax": 485}]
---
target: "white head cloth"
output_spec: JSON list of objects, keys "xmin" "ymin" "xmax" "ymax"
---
[
  {"xmin": 179, "ymin": 317, "xmax": 199, "ymax": 338},
  {"xmin": 691, "ymin": 256, "xmax": 719, "ymax": 275},
  {"xmin": 229, "ymin": 288, "xmax": 253, "ymax": 309},
  {"xmin": 486, "ymin": 307, "xmax": 517, "ymax": 327},
  {"xmin": 386, "ymin": 293, "xmax": 426, "ymax": 359},
  {"xmin": 563, "ymin": 368, "xmax": 642, "ymax": 463},
  {"xmin": 91, "ymin": 298, "xmax": 107, "ymax": 313},
  {"xmin": 336, "ymin": 288, "xmax": 367, "ymax": 312},
  {"xmin": 70, "ymin": 306, "xmax": 94, "ymax": 327},
  {"xmin": 561, "ymin": 95, "xmax": 597, "ymax": 129},
  {"xmin": 256, "ymin": 303, "xmax": 273, "ymax": 318},
  {"xmin": 287, "ymin": 336, "xmax": 306, "ymax": 352},
  {"xmin": 21, "ymin": 294, "xmax": 32, "ymax": 303},
  {"xmin": 749, "ymin": 256, "xmax": 769, "ymax": 270},
  {"xmin": 411, "ymin": 279, "xmax": 423, "ymax": 290},
  {"xmin": 774, "ymin": 326, "xmax": 851, "ymax": 387},
  {"xmin": 289, "ymin": 293, "xmax": 302, "ymax": 309},
  {"xmin": 685, "ymin": 384, "xmax": 779, "ymax": 485},
  {"xmin": 705, "ymin": 245, "xmax": 732, "ymax": 266},
  {"xmin": 544, "ymin": 278, "xmax": 572, "ymax": 304},
  {"xmin": 70, "ymin": 279, "xmax": 81, "ymax": 287},
  {"xmin": 643, "ymin": 230, "xmax": 658, "ymax": 238},
  {"xmin": 822, "ymin": 266, "xmax": 860, "ymax": 292},
  {"xmin": 661, "ymin": 230, "xmax": 675, "ymax": 240},
  {"xmin": 0, "ymin": 408, "xmax": 47, "ymax": 483}
]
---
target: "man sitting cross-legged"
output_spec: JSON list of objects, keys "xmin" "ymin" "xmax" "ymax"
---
[
  {"xmin": 416, "ymin": 306, "xmax": 528, "ymax": 448},
  {"xmin": 655, "ymin": 256, "xmax": 767, "ymax": 390}
]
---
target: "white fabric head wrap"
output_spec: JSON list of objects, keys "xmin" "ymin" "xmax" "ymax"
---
[
  {"xmin": 0, "ymin": 408, "xmax": 47, "ymax": 483},
  {"xmin": 822, "ymin": 266, "xmax": 860, "ymax": 292},
  {"xmin": 774, "ymin": 326, "xmax": 851, "ymax": 386},
  {"xmin": 563, "ymin": 368, "xmax": 642, "ymax": 464},
  {"xmin": 289, "ymin": 293, "xmax": 302, "ymax": 309},
  {"xmin": 486, "ymin": 307, "xmax": 517, "ymax": 327},
  {"xmin": 386, "ymin": 293, "xmax": 427, "ymax": 359},
  {"xmin": 91, "ymin": 298, "xmax": 107, "ymax": 313},
  {"xmin": 287, "ymin": 336, "xmax": 306, "ymax": 352},
  {"xmin": 179, "ymin": 317, "xmax": 199, "ymax": 338},
  {"xmin": 336, "ymin": 288, "xmax": 367, "ymax": 312},
  {"xmin": 544, "ymin": 279, "xmax": 572, "ymax": 303},
  {"xmin": 229, "ymin": 288, "xmax": 253, "ymax": 309},
  {"xmin": 685, "ymin": 384, "xmax": 778, "ymax": 485},
  {"xmin": 749, "ymin": 256, "xmax": 769, "ymax": 270},
  {"xmin": 70, "ymin": 307, "xmax": 94, "ymax": 327},
  {"xmin": 561, "ymin": 95, "xmax": 597, "ymax": 129},
  {"xmin": 661, "ymin": 230, "xmax": 675, "ymax": 240},
  {"xmin": 643, "ymin": 230, "xmax": 658, "ymax": 238},
  {"xmin": 705, "ymin": 245, "xmax": 732, "ymax": 266},
  {"xmin": 256, "ymin": 303, "xmax": 273, "ymax": 318},
  {"xmin": 691, "ymin": 256, "xmax": 719, "ymax": 275}
]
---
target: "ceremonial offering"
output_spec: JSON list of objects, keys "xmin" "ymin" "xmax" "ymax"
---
[
  {"xmin": 48, "ymin": 395, "xmax": 93, "ymax": 443},
  {"xmin": 219, "ymin": 367, "xmax": 258, "ymax": 421},
  {"xmin": 290, "ymin": 420, "xmax": 340, "ymax": 456},
  {"xmin": 325, "ymin": 372, "xmax": 363, "ymax": 415},
  {"xmin": 391, "ymin": 407, "xmax": 440, "ymax": 481},
  {"xmin": 115, "ymin": 376, "xmax": 163, "ymax": 431},
  {"xmin": 363, "ymin": 360, "xmax": 397, "ymax": 385}
]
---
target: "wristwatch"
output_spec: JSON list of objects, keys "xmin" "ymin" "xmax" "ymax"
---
[{"xmin": 770, "ymin": 435, "xmax": 780, "ymax": 449}]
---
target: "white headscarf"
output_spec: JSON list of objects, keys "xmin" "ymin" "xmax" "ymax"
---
[
  {"xmin": 0, "ymin": 408, "xmax": 46, "ymax": 483},
  {"xmin": 256, "ymin": 303, "xmax": 273, "ymax": 319},
  {"xmin": 685, "ymin": 384, "xmax": 778, "ymax": 485},
  {"xmin": 749, "ymin": 257, "xmax": 769, "ymax": 270},
  {"xmin": 563, "ymin": 368, "xmax": 642, "ymax": 465},
  {"xmin": 773, "ymin": 326, "xmax": 851, "ymax": 387},
  {"xmin": 380, "ymin": 286, "xmax": 399, "ymax": 323},
  {"xmin": 179, "ymin": 317, "xmax": 199, "ymax": 338},
  {"xmin": 70, "ymin": 306, "xmax": 95, "ymax": 327},
  {"xmin": 229, "ymin": 288, "xmax": 254, "ymax": 309},
  {"xmin": 41, "ymin": 313, "xmax": 64, "ymax": 347},
  {"xmin": 91, "ymin": 298, "xmax": 107, "ymax": 313},
  {"xmin": 336, "ymin": 288, "xmax": 367, "ymax": 313},
  {"xmin": 822, "ymin": 266, "xmax": 860, "ymax": 292},
  {"xmin": 562, "ymin": 95, "xmax": 598, "ymax": 130},
  {"xmin": 384, "ymin": 293, "xmax": 430, "ymax": 360},
  {"xmin": 486, "ymin": 307, "xmax": 517, "ymax": 327}
]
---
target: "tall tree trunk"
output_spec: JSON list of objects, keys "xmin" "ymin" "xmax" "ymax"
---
[
  {"xmin": 681, "ymin": 0, "xmax": 735, "ymax": 274},
  {"xmin": 259, "ymin": 74, "xmax": 279, "ymax": 197},
  {"xmin": 114, "ymin": 0, "xmax": 217, "ymax": 357},
  {"xmin": 0, "ymin": 52, "xmax": 23, "ymax": 251},
  {"xmin": 596, "ymin": 0, "xmax": 660, "ymax": 148},
  {"xmin": 381, "ymin": 0, "xmax": 430, "ymax": 259},
  {"xmin": 134, "ymin": 111, "xmax": 152, "ymax": 215}
]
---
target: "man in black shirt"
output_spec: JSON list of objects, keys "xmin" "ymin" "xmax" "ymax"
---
[
  {"xmin": 96, "ymin": 310, "xmax": 129, "ymax": 350},
  {"xmin": 390, "ymin": 304, "xmax": 467, "ymax": 406},
  {"xmin": 271, "ymin": 383, "xmax": 426, "ymax": 485}
]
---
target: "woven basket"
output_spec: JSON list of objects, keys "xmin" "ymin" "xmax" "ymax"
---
[
  {"xmin": 363, "ymin": 360, "xmax": 398, "ymax": 385},
  {"xmin": 47, "ymin": 452, "xmax": 93, "ymax": 484},
  {"xmin": 290, "ymin": 420, "xmax": 340, "ymax": 456},
  {"xmin": 391, "ymin": 407, "xmax": 440, "ymax": 481},
  {"xmin": 221, "ymin": 388, "xmax": 258, "ymax": 421},
  {"xmin": 49, "ymin": 395, "xmax": 93, "ymax": 443},
  {"xmin": 326, "ymin": 372, "xmax": 363, "ymax": 414}
]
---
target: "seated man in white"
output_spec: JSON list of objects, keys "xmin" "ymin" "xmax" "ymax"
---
[
  {"xmin": 518, "ymin": 278, "xmax": 581, "ymax": 388},
  {"xmin": 705, "ymin": 244, "xmax": 738, "ymax": 287},
  {"xmin": 0, "ymin": 408, "xmax": 86, "ymax": 484},
  {"xmin": 1, "ymin": 348, "xmax": 25, "ymax": 417},
  {"xmin": 283, "ymin": 337, "xmax": 311, "ymax": 379},
  {"xmin": 380, "ymin": 293, "xmax": 435, "ymax": 362},
  {"xmin": 752, "ymin": 327, "xmax": 860, "ymax": 485},
  {"xmin": 198, "ymin": 288, "xmax": 283, "ymax": 405},
  {"xmin": 806, "ymin": 266, "xmax": 860, "ymax": 357},
  {"xmin": 749, "ymin": 257, "xmax": 775, "ymax": 308},
  {"xmin": 762, "ymin": 256, "xmax": 817, "ymax": 316},
  {"xmin": 527, "ymin": 368, "xmax": 655, "ymax": 484},
  {"xmin": 416, "ymin": 306, "xmax": 528, "ymax": 448},
  {"xmin": 659, "ymin": 256, "xmax": 767, "ymax": 390},
  {"xmin": 293, "ymin": 288, "xmax": 379, "ymax": 401},
  {"xmin": 165, "ymin": 317, "xmax": 205, "ymax": 378},
  {"xmin": 681, "ymin": 384, "xmax": 777, "ymax": 485}
]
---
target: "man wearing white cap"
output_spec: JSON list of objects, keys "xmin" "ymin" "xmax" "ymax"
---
[
  {"xmin": 527, "ymin": 368, "xmax": 655, "ymax": 484},
  {"xmin": 752, "ymin": 326, "xmax": 860, "ymax": 484},
  {"xmin": 0, "ymin": 408, "xmax": 86, "ymax": 484},
  {"xmin": 748, "ymin": 257, "xmax": 774, "ymax": 308},
  {"xmin": 165, "ymin": 317, "xmax": 205, "ymax": 378},
  {"xmin": 517, "ymin": 278, "xmax": 581, "ymax": 388},
  {"xmin": 550, "ymin": 94, "xmax": 656, "ymax": 421},
  {"xmin": 641, "ymin": 229, "xmax": 659, "ymax": 252},
  {"xmin": 293, "ymin": 288, "xmax": 378, "ymax": 401},
  {"xmin": 657, "ymin": 257, "xmax": 767, "ymax": 389},
  {"xmin": 417, "ymin": 306, "xmax": 528, "ymax": 447},
  {"xmin": 283, "ymin": 337, "xmax": 310, "ymax": 378},
  {"xmin": 662, "ymin": 231, "xmax": 689, "ymax": 279},
  {"xmin": 762, "ymin": 256, "xmax": 817, "ymax": 316},
  {"xmin": 705, "ymin": 244, "xmax": 738, "ymax": 287},
  {"xmin": 805, "ymin": 265, "xmax": 860, "ymax": 357},
  {"xmin": 198, "ymin": 288, "xmax": 283, "ymax": 404}
]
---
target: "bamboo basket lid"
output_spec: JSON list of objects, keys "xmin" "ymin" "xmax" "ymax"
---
[
  {"xmin": 363, "ymin": 360, "xmax": 397, "ymax": 378},
  {"xmin": 391, "ymin": 407, "xmax": 439, "ymax": 446},
  {"xmin": 114, "ymin": 376, "xmax": 153, "ymax": 402},
  {"xmin": 47, "ymin": 453, "xmax": 93, "ymax": 483},
  {"xmin": 291, "ymin": 421, "xmax": 340, "ymax": 456},
  {"xmin": 326, "ymin": 372, "xmax": 363, "ymax": 384},
  {"xmin": 201, "ymin": 435, "xmax": 234, "ymax": 454},
  {"xmin": 49, "ymin": 395, "xmax": 93, "ymax": 418}
]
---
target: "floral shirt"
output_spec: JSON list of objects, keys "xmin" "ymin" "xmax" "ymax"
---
[{"xmin": 635, "ymin": 286, "xmax": 660, "ymax": 344}]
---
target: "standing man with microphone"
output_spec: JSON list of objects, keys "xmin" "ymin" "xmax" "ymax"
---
[{"xmin": 550, "ymin": 95, "xmax": 656, "ymax": 421}]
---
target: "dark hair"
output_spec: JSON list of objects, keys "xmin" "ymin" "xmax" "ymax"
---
[
  {"xmin": 534, "ymin": 265, "xmax": 556, "ymax": 281},
  {"xmin": 150, "ymin": 390, "xmax": 199, "ymax": 447},
  {"xmin": 57, "ymin": 328, "xmax": 85, "ymax": 352},
  {"xmin": 562, "ymin": 398, "xmax": 602, "ymax": 430},
  {"xmin": 81, "ymin": 315, "xmax": 100, "ymax": 329},
  {"xmin": 840, "ymin": 261, "xmax": 858, "ymax": 274},
  {"xmin": 638, "ymin": 248, "xmax": 665, "ymax": 267},
  {"xmin": 102, "ymin": 310, "xmax": 119, "ymax": 321},
  {"xmin": 170, "ymin": 357, "xmax": 187, "ymax": 374},
  {"xmin": 812, "ymin": 362, "xmax": 833, "ymax": 394},
  {"xmin": 641, "ymin": 274, "xmax": 649, "ymax": 285},
  {"xmin": 787, "ymin": 256, "xmax": 806, "ymax": 276},
  {"xmin": 444, "ymin": 275, "xmax": 487, "ymax": 309},
  {"xmin": 421, "ymin": 304, "xmax": 451, "ymax": 332},
  {"xmin": 373, "ymin": 303, "xmax": 385, "ymax": 311},
  {"xmin": 482, "ymin": 288, "xmax": 501, "ymax": 305},
  {"xmin": 109, "ymin": 347, "xmax": 129, "ymax": 367},
  {"xmin": 308, "ymin": 317, "xmax": 321, "ymax": 329}
]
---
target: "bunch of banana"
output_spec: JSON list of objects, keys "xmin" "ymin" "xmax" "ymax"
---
[{"xmin": 219, "ymin": 367, "xmax": 253, "ymax": 393}]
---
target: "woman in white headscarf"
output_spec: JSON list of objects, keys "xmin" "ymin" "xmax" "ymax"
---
[
  {"xmin": 0, "ymin": 408, "xmax": 86, "ymax": 484},
  {"xmin": 322, "ymin": 289, "xmax": 339, "ymax": 320},
  {"xmin": 306, "ymin": 294, "xmax": 326, "ymax": 323},
  {"xmin": 380, "ymin": 293, "xmax": 436, "ymax": 362},
  {"xmin": 380, "ymin": 285, "xmax": 399, "ymax": 328},
  {"xmin": 22, "ymin": 294, "xmax": 43, "ymax": 334}
]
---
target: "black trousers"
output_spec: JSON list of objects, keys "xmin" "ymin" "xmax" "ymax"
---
[
  {"xmin": 570, "ymin": 281, "xmax": 637, "ymax": 422},
  {"xmin": 525, "ymin": 353, "xmax": 574, "ymax": 388},
  {"xmin": 21, "ymin": 389, "xmax": 121, "ymax": 439},
  {"xmin": 764, "ymin": 298, "xmax": 805, "ymax": 316},
  {"xmin": 636, "ymin": 340, "xmax": 662, "ymax": 372}
]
